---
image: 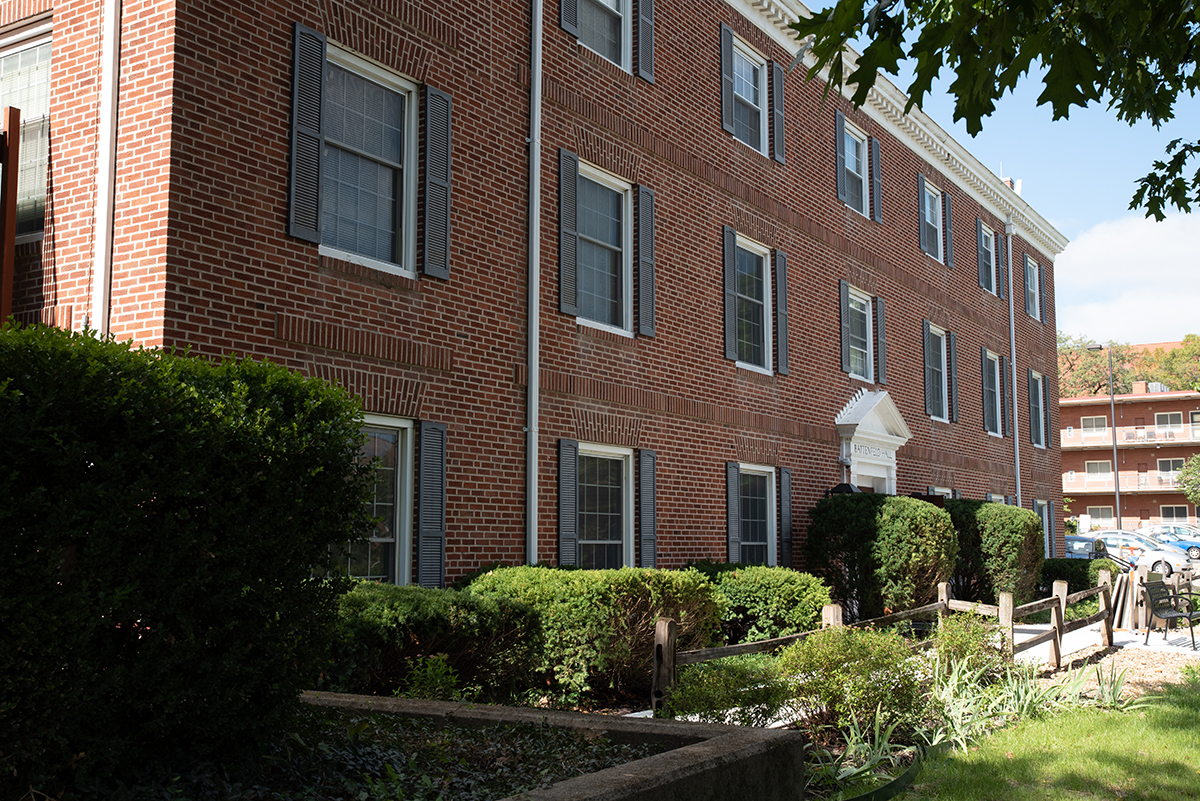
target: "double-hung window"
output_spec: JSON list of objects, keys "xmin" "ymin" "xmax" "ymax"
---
[
  {"xmin": 1156, "ymin": 412, "xmax": 1183, "ymax": 434},
  {"xmin": 1024, "ymin": 255, "xmax": 1041, "ymax": 319},
  {"xmin": 835, "ymin": 112, "xmax": 880, "ymax": 221},
  {"xmin": 1029, "ymin": 370, "xmax": 1046, "ymax": 447},
  {"xmin": 1034, "ymin": 500, "xmax": 1054, "ymax": 558},
  {"xmin": 288, "ymin": 25, "xmax": 452, "ymax": 280},
  {"xmin": 977, "ymin": 221, "xmax": 996, "ymax": 294},
  {"xmin": 983, "ymin": 349, "xmax": 1002, "ymax": 435},
  {"xmin": 1082, "ymin": 415, "xmax": 1107, "ymax": 436},
  {"xmin": 1159, "ymin": 458, "xmax": 1185, "ymax": 479},
  {"xmin": 560, "ymin": 0, "xmax": 653, "ymax": 80},
  {"xmin": 918, "ymin": 175, "xmax": 953, "ymax": 265},
  {"xmin": 1087, "ymin": 505, "xmax": 1114, "ymax": 525},
  {"xmin": 720, "ymin": 25, "xmax": 785, "ymax": 162},
  {"xmin": 723, "ymin": 228, "xmax": 788, "ymax": 375},
  {"xmin": 726, "ymin": 462, "xmax": 787, "ymax": 566},
  {"xmin": 924, "ymin": 322, "xmax": 957, "ymax": 421},
  {"xmin": 840, "ymin": 281, "xmax": 885, "ymax": 383},
  {"xmin": 1085, "ymin": 460, "xmax": 1112, "ymax": 483},
  {"xmin": 0, "ymin": 23, "xmax": 51, "ymax": 240},
  {"xmin": 344, "ymin": 417, "xmax": 415, "ymax": 584},
  {"xmin": 1162, "ymin": 505, "xmax": 1189, "ymax": 524},
  {"xmin": 559, "ymin": 440, "xmax": 658, "ymax": 569}
]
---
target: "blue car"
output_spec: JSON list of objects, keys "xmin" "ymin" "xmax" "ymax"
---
[{"xmin": 1136, "ymin": 524, "xmax": 1200, "ymax": 560}]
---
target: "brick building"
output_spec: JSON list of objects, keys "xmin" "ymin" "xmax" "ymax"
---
[
  {"xmin": 1, "ymin": 0, "xmax": 1066, "ymax": 584},
  {"xmin": 1062, "ymin": 380, "xmax": 1200, "ymax": 531}
]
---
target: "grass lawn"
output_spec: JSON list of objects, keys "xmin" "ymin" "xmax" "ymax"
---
[{"xmin": 907, "ymin": 669, "xmax": 1200, "ymax": 800}]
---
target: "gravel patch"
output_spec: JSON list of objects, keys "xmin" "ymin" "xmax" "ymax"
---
[{"xmin": 1038, "ymin": 637, "xmax": 1200, "ymax": 697}]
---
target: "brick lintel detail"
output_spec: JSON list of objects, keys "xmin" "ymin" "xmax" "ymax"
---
[{"xmin": 276, "ymin": 313, "xmax": 453, "ymax": 372}]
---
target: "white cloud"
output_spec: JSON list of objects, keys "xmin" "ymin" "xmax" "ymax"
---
[{"xmin": 1053, "ymin": 214, "xmax": 1200, "ymax": 345}]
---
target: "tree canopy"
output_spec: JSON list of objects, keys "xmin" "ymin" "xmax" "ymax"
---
[
  {"xmin": 1178, "ymin": 454, "xmax": 1200, "ymax": 506},
  {"xmin": 1057, "ymin": 331, "xmax": 1200, "ymax": 397},
  {"xmin": 791, "ymin": 1, "xmax": 1200, "ymax": 219}
]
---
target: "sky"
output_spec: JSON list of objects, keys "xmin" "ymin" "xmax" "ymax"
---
[{"xmin": 908, "ymin": 72, "xmax": 1200, "ymax": 347}]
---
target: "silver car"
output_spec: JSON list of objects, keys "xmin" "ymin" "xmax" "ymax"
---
[{"xmin": 1089, "ymin": 529, "xmax": 1197, "ymax": 577}]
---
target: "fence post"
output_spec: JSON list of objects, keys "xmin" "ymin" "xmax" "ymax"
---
[
  {"xmin": 821, "ymin": 603, "xmax": 843, "ymax": 628},
  {"xmin": 1098, "ymin": 569, "xmax": 1113, "ymax": 647},
  {"xmin": 651, "ymin": 617, "xmax": 677, "ymax": 714},
  {"xmin": 1050, "ymin": 580, "xmax": 1068, "ymax": 669},
  {"xmin": 1135, "ymin": 565, "xmax": 1150, "ymax": 631},
  {"xmin": 937, "ymin": 582, "xmax": 951, "ymax": 625},
  {"xmin": 999, "ymin": 592, "xmax": 1014, "ymax": 655}
]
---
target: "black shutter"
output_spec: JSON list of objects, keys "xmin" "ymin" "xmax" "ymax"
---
[
  {"xmin": 559, "ymin": 150, "xmax": 580, "ymax": 315},
  {"xmin": 775, "ymin": 250, "xmax": 789, "ymax": 375},
  {"xmin": 771, "ymin": 62, "xmax": 785, "ymax": 164},
  {"xmin": 1048, "ymin": 501, "xmax": 1056, "ymax": 557},
  {"xmin": 948, "ymin": 330, "xmax": 959, "ymax": 422},
  {"xmin": 1001, "ymin": 354, "xmax": 1012, "ymax": 437},
  {"xmin": 870, "ymin": 137, "xmax": 882, "ymax": 223},
  {"xmin": 980, "ymin": 345, "xmax": 989, "ymax": 431},
  {"xmin": 927, "ymin": 486, "xmax": 935, "ymax": 495},
  {"xmin": 726, "ymin": 462, "xmax": 740, "ymax": 563},
  {"xmin": 288, "ymin": 23, "xmax": 325, "ymax": 243},
  {"xmin": 720, "ymin": 24, "xmax": 734, "ymax": 133},
  {"xmin": 997, "ymin": 233, "xmax": 1007, "ymax": 300},
  {"xmin": 637, "ymin": 0, "xmax": 655, "ymax": 82},
  {"xmin": 952, "ymin": 489, "xmax": 962, "ymax": 499},
  {"xmin": 1023, "ymin": 256, "xmax": 1033, "ymax": 316},
  {"xmin": 923, "ymin": 319, "xmax": 934, "ymax": 416},
  {"xmin": 637, "ymin": 185, "xmax": 656, "ymax": 336},
  {"xmin": 1038, "ymin": 263, "xmax": 1046, "ymax": 322},
  {"xmin": 943, "ymin": 190, "xmax": 954, "ymax": 268},
  {"xmin": 558, "ymin": 439, "xmax": 579, "ymax": 566},
  {"xmin": 917, "ymin": 174, "xmax": 927, "ymax": 254},
  {"xmin": 416, "ymin": 421, "xmax": 447, "ymax": 588},
  {"xmin": 423, "ymin": 87, "xmax": 452, "ymax": 279},
  {"xmin": 839, "ymin": 279, "xmax": 851, "ymax": 373},
  {"xmin": 779, "ymin": 467, "xmax": 792, "ymax": 568},
  {"xmin": 1043, "ymin": 375, "xmax": 1051, "ymax": 447},
  {"xmin": 835, "ymin": 111, "xmax": 847, "ymax": 203},
  {"xmin": 1028, "ymin": 367, "xmax": 1037, "ymax": 444},
  {"xmin": 639, "ymin": 449, "xmax": 657, "ymax": 568},
  {"xmin": 561, "ymin": 0, "xmax": 579, "ymax": 37},
  {"xmin": 874, "ymin": 295, "xmax": 887, "ymax": 384},
  {"xmin": 986, "ymin": 492, "xmax": 994, "ymax": 502},
  {"xmin": 724, "ymin": 226, "xmax": 738, "ymax": 360},
  {"xmin": 976, "ymin": 218, "xmax": 986, "ymax": 288}
]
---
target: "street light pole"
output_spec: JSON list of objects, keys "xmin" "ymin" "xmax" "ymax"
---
[{"xmin": 1088, "ymin": 344, "xmax": 1121, "ymax": 528}]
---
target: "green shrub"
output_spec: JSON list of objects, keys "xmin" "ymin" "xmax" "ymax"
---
[
  {"xmin": 1039, "ymin": 558, "xmax": 1120, "ymax": 596},
  {"xmin": 806, "ymin": 495, "xmax": 957, "ymax": 621},
  {"xmin": 931, "ymin": 613, "xmax": 1009, "ymax": 682},
  {"xmin": 777, "ymin": 626, "xmax": 928, "ymax": 733},
  {"xmin": 946, "ymin": 500, "xmax": 1044, "ymax": 605},
  {"xmin": 324, "ymin": 581, "xmax": 541, "ymax": 701},
  {"xmin": 467, "ymin": 566, "xmax": 720, "ymax": 703},
  {"xmin": 713, "ymin": 566, "xmax": 831, "ymax": 643},
  {"xmin": 663, "ymin": 654, "xmax": 792, "ymax": 727},
  {"xmin": 0, "ymin": 323, "xmax": 373, "ymax": 794}
]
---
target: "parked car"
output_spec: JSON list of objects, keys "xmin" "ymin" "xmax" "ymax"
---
[
  {"xmin": 1089, "ymin": 529, "xmax": 1197, "ymax": 577},
  {"xmin": 1064, "ymin": 535, "xmax": 1107, "ymax": 560},
  {"xmin": 1135, "ymin": 524, "xmax": 1200, "ymax": 560}
]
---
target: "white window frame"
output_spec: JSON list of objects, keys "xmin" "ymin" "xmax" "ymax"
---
[
  {"xmin": 0, "ymin": 18, "xmax": 52, "ymax": 244},
  {"xmin": 576, "ymin": 442, "xmax": 635, "ymax": 569},
  {"xmin": 734, "ymin": 235, "xmax": 773, "ymax": 374},
  {"xmin": 842, "ymin": 120, "xmax": 870, "ymax": 217},
  {"xmin": 578, "ymin": 0, "xmax": 632, "ymax": 71},
  {"xmin": 1155, "ymin": 412, "xmax": 1183, "ymax": 432},
  {"xmin": 1035, "ymin": 499, "xmax": 1050, "ymax": 557},
  {"xmin": 1085, "ymin": 460, "xmax": 1112, "ymax": 480},
  {"xmin": 737, "ymin": 462, "xmax": 777, "ymax": 566},
  {"xmin": 1030, "ymin": 370, "xmax": 1045, "ymax": 448},
  {"xmin": 575, "ymin": 162, "xmax": 634, "ymax": 336},
  {"xmin": 848, "ymin": 287, "xmax": 873, "ymax": 382},
  {"xmin": 927, "ymin": 324, "xmax": 948, "ymax": 421},
  {"xmin": 1158, "ymin": 458, "xmax": 1185, "ymax": 476},
  {"xmin": 1024, "ymin": 256, "xmax": 1040, "ymax": 319},
  {"xmin": 923, "ymin": 181, "xmax": 943, "ymax": 262},
  {"xmin": 979, "ymin": 224, "xmax": 996, "ymax": 294},
  {"xmin": 731, "ymin": 40, "xmax": 768, "ymax": 154},
  {"xmin": 356, "ymin": 414, "xmax": 415, "ymax": 585},
  {"xmin": 983, "ymin": 350, "xmax": 1001, "ymax": 436},
  {"xmin": 1087, "ymin": 505, "xmax": 1114, "ymax": 524},
  {"xmin": 1081, "ymin": 415, "xmax": 1107, "ymax": 433},
  {"xmin": 1161, "ymin": 505, "xmax": 1190, "ymax": 524},
  {"xmin": 317, "ymin": 45, "xmax": 419, "ymax": 279}
]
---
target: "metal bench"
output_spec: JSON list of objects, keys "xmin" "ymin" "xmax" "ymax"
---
[{"xmin": 1142, "ymin": 579, "xmax": 1200, "ymax": 650}]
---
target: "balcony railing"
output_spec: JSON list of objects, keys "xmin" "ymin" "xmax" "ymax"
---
[
  {"xmin": 1060, "ymin": 423, "xmax": 1200, "ymax": 448},
  {"xmin": 1062, "ymin": 470, "xmax": 1185, "ymax": 493}
]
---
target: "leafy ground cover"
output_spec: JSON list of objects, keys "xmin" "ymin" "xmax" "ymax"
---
[{"xmin": 54, "ymin": 706, "xmax": 665, "ymax": 801}]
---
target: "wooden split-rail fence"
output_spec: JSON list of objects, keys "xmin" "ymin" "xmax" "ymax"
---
[{"xmin": 651, "ymin": 572, "xmax": 1116, "ymax": 712}]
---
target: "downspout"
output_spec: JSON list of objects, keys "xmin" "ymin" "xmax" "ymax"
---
[
  {"xmin": 1005, "ymin": 217, "xmax": 1021, "ymax": 506},
  {"xmin": 525, "ymin": 0, "xmax": 544, "ymax": 565},
  {"xmin": 89, "ymin": 0, "xmax": 121, "ymax": 336}
]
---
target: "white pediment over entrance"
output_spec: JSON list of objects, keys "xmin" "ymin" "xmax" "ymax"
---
[{"xmin": 834, "ymin": 390, "xmax": 913, "ymax": 493}]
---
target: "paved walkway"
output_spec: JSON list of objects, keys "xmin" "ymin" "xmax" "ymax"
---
[{"xmin": 1013, "ymin": 620, "xmax": 1200, "ymax": 665}]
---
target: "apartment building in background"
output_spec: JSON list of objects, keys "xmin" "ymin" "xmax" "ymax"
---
[
  {"xmin": 0, "ymin": 0, "xmax": 1066, "ymax": 584},
  {"xmin": 1062, "ymin": 380, "xmax": 1200, "ymax": 531}
]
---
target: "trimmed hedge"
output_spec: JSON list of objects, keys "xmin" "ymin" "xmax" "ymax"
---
[
  {"xmin": 466, "ymin": 566, "xmax": 721, "ymax": 703},
  {"xmin": 323, "ymin": 582, "xmax": 542, "ymax": 700},
  {"xmin": 688, "ymin": 563, "xmax": 831, "ymax": 644},
  {"xmin": 805, "ymin": 494, "xmax": 958, "ymax": 621},
  {"xmin": 0, "ymin": 324, "xmax": 373, "ymax": 794},
  {"xmin": 1040, "ymin": 558, "xmax": 1121, "ymax": 596},
  {"xmin": 947, "ymin": 499, "xmax": 1045, "ymax": 605}
]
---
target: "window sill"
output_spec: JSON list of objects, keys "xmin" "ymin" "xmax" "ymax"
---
[
  {"xmin": 576, "ymin": 321, "xmax": 636, "ymax": 345},
  {"xmin": 319, "ymin": 252, "xmax": 420, "ymax": 292},
  {"xmin": 736, "ymin": 360, "xmax": 773, "ymax": 378}
]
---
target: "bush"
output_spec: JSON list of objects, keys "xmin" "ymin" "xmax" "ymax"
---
[
  {"xmin": 947, "ymin": 500, "xmax": 1044, "ymax": 605},
  {"xmin": 806, "ymin": 495, "xmax": 957, "ymax": 621},
  {"xmin": 712, "ymin": 566, "xmax": 831, "ymax": 643},
  {"xmin": 0, "ymin": 324, "xmax": 373, "ymax": 795},
  {"xmin": 323, "ymin": 582, "xmax": 542, "ymax": 701},
  {"xmin": 663, "ymin": 654, "xmax": 792, "ymax": 727},
  {"xmin": 466, "ymin": 566, "xmax": 721, "ymax": 703},
  {"xmin": 777, "ymin": 626, "xmax": 928, "ymax": 733},
  {"xmin": 930, "ymin": 613, "xmax": 1009, "ymax": 682},
  {"xmin": 1039, "ymin": 558, "xmax": 1120, "ymax": 596}
]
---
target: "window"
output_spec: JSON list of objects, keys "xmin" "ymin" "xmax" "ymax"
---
[
  {"xmin": 982, "ymin": 349, "xmax": 1002, "ymax": 435},
  {"xmin": 1158, "ymin": 458, "xmax": 1185, "ymax": 477},
  {"xmin": 1029, "ymin": 370, "xmax": 1046, "ymax": 447},
  {"xmin": 1087, "ymin": 506, "xmax": 1114, "ymax": 525},
  {"xmin": 1155, "ymin": 412, "xmax": 1183, "ymax": 432},
  {"xmin": 1162, "ymin": 505, "xmax": 1190, "ymax": 524},
  {"xmin": 720, "ymin": 25, "xmax": 785, "ymax": 162},
  {"xmin": 0, "ymin": 24, "xmax": 51, "ymax": 239},
  {"xmin": 560, "ymin": 151, "xmax": 655, "ymax": 336},
  {"xmin": 724, "ymin": 228, "xmax": 788, "ymax": 375},
  {"xmin": 288, "ymin": 25, "xmax": 451, "ymax": 280},
  {"xmin": 1192, "ymin": 410, "xmax": 1200, "ymax": 437},
  {"xmin": 1081, "ymin": 415, "xmax": 1107, "ymax": 434},
  {"xmin": 339, "ymin": 416, "xmax": 414, "ymax": 584},
  {"xmin": 840, "ymin": 281, "xmax": 886, "ymax": 383},
  {"xmin": 559, "ymin": 441, "xmax": 656, "ymax": 569},
  {"xmin": 924, "ymin": 321, "xmax": 958, "ymax": 421},
  {"xmin": 977, "ymin": 221, "xmax": 996, "ymax": 293},
  {"xmin": 919, "ymin": 175, "xmax": 953, "ymax": 265},
  {"xmin": 1024, "ymin": 255, "xmax": 1041, "ymax": 320},
  {"xmin": 1034, "ymin": 500, "xmax": 1053, "ymax": 558},
  {"xmin": 726, "ymin": 462, "xmax": 780, "ymax": 566},
  {"xmin": 835, "ymin": 112, "xmax": 879, "ymax": 220},
  {"xmin": 1085, "ymin": 460, "xmax": 1112, "ymax": 481},
  {"xmin": 561, "ymin": 0, "xmax": 653, "ymax": 79}
]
